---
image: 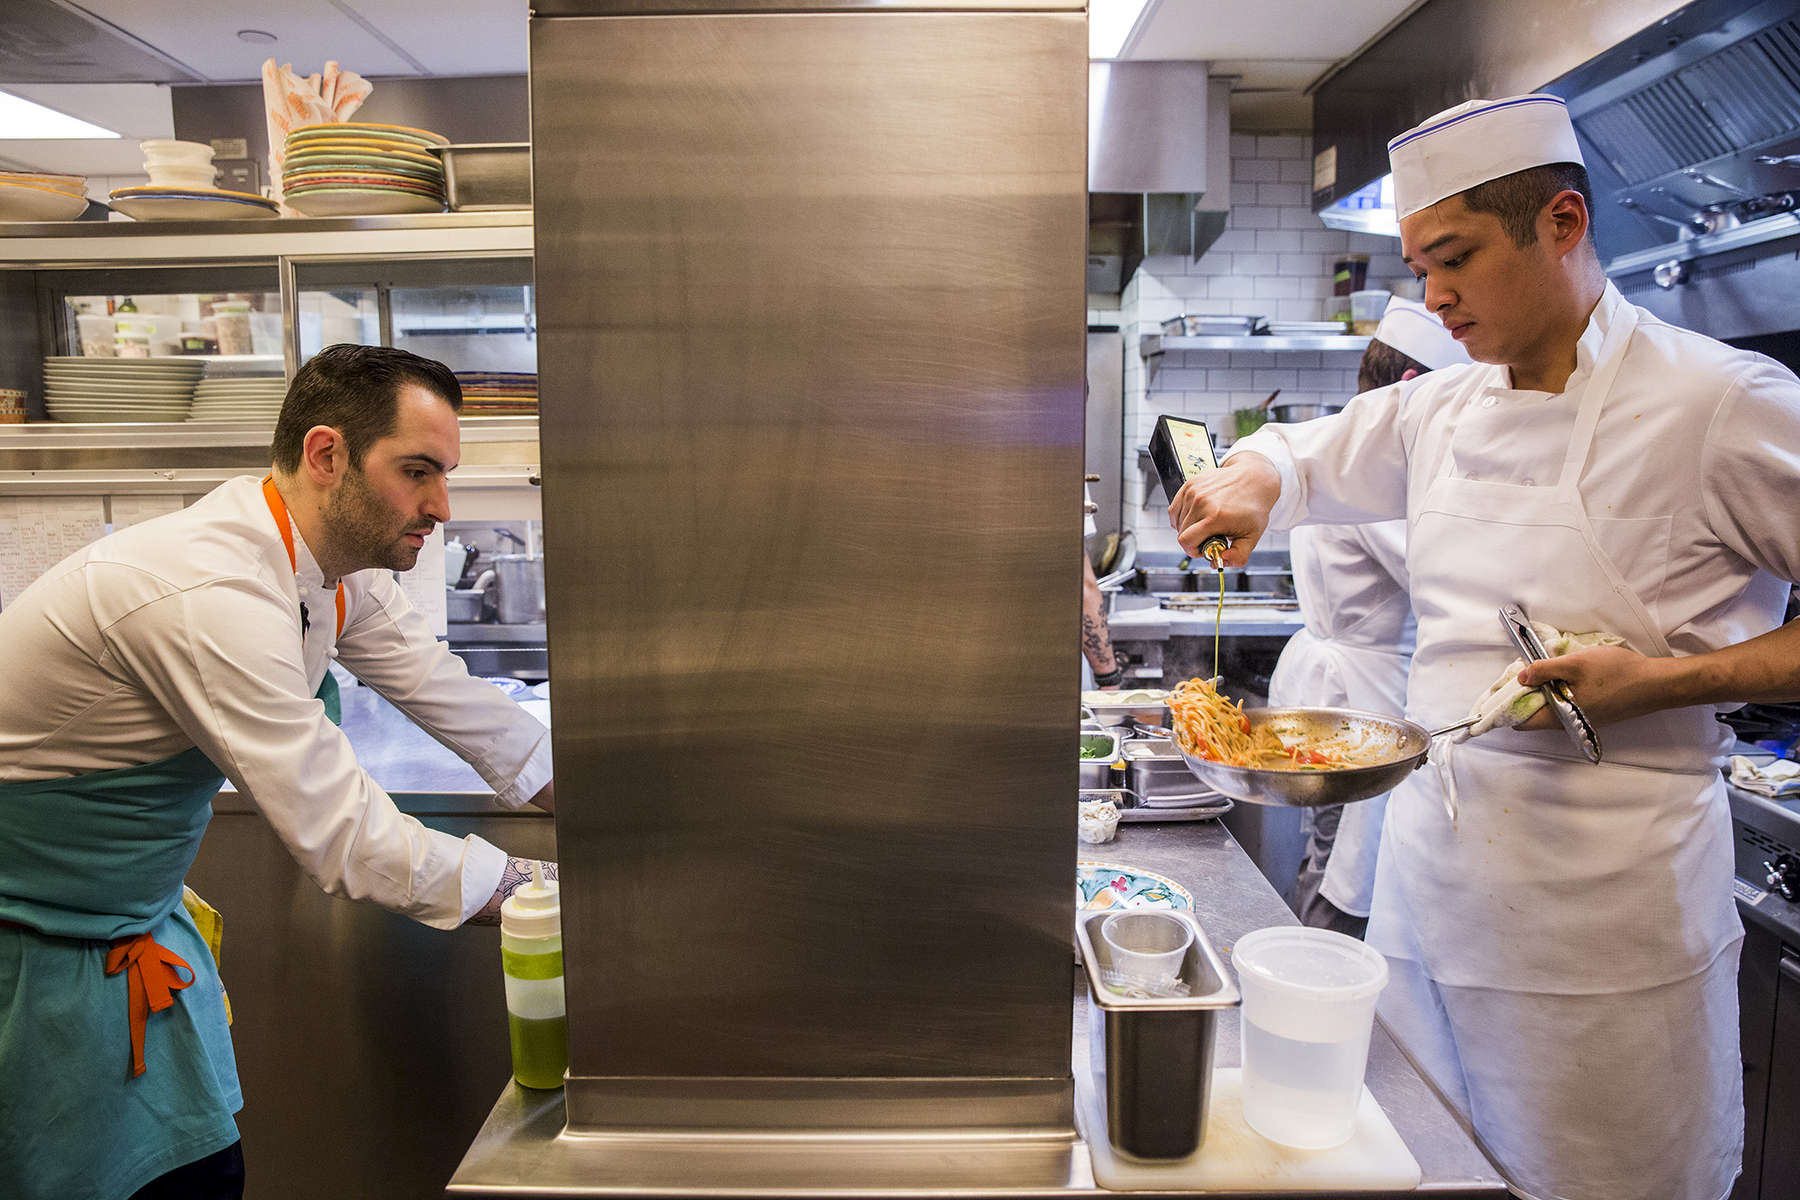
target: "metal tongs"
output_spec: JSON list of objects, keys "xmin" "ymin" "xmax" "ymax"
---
[{"xmin": 1499, "ymin": 603, "xmax": 1603, "ymax": 764}]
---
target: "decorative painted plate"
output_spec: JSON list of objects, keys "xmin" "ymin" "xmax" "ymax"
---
[
  {"xmin": 285, "ymin": 189, "xmax": 444, "ymax": 217},
  {"xmin": 283, "ymin": 138, "xmax": 443, "ymax": 161},
  {"xmin": 283, "ymin": 176, "xmax": 443, "ymax": 197},
  {"xmin": 110, "ymin": 185, "xmax": 275, "ymax": 206},
  {"xmin": 111, "ymin": 195, "xmax": 279, "ymax": 222},
  {"xmin": 1076, "ymin": 862, "xmax": 1194, "ymax": 911},
  {"xmin": 288, "ymin": 121, "xmax": 450, "ymax": 146},
  {"xmin": 0, "ymin": 182, "xmax": 91, "ymax": 222}
]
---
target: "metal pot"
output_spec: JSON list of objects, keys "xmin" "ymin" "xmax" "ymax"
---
[
  {"xmin": 446, "ymin": 568, "xmax": 496, "ymax": 624},
  {"xmin": 1270, "ymin": 402, "xmax": 1344, "ymax": 423},
  {"xmin": 491, "ymin": 553, "xmax": 546, "ymax": 625}
]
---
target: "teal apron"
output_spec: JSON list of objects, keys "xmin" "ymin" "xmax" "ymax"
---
[{"xmin": 2, "ymin": 477, "xmax": 343, "ymax": 1199}]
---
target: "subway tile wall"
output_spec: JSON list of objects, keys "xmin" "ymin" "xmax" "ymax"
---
[{"xmin": 1117, "ymin": 132, "xmax": 1410, "ymax": 555}]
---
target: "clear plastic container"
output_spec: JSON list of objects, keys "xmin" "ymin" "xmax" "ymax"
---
[
  {"xmin": 211, "ymin": 300, "xmax": 254, "ymax": 356},
  {"xmin": 1231, "ymin": 926, "xmax": 1388, "ymax": 1149},
  {"xmin": 1350, "ymin": 289, "xmax": 1390, "ymax": 335}
]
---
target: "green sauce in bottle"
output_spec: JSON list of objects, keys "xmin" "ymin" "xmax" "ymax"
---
[{"xmin": 501, "ymin": 862, "xmax": 567, "ymax": 1090}]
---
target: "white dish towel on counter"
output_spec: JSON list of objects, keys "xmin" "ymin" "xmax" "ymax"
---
[{"xmin": 1729, "ymin": 754, "xmax": 1800, "ymax": 797}]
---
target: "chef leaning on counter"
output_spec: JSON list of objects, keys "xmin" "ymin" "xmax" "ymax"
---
[
  {"xmin": 1171, "ymin": 93, "xmax": 1800, "ymax": 1200},
  {"xmin": 0, "ymin": 345, "xmax": 556, "ymax": 1200}
]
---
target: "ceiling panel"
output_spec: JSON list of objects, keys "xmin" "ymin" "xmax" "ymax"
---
[
  {"xmin": 73, "ymin": 0, "xmax": 419, "ymax": 82},
  {"xmin": 344, "ymin": 0, "xmax": 527, "ymax": 76},
  {"xmin": 1208, "ymin": 58, "xmax": 1336, "ymax": 91},
  {"xmin": 1126, "ymin": 0, "xmax": 1419, "ymax": 61},
  {"xmin": 0, "ymin": 0, "xmax": 199, "ymax": 83}
]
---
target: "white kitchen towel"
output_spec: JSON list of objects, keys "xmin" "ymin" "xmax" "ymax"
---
[
  {"xmin": 1458, "ymin": 622, "xmax": 1624, "ymax": 740},
  {"xmin": 1729, "ymin": 754, "xmax": 1800, "ymax": 797}
]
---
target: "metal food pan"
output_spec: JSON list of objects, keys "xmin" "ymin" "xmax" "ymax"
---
[
  {"xmin": 1081, "ymin": 691, "xmax": 1170, "ymax": 728},
  {"xmin": 436, "ymin": 143, "xmax": 531, "ymax": 211},
  {"xmin": 1076, "ymin": 909, "xmax": 1239, "ymax": 1160}
]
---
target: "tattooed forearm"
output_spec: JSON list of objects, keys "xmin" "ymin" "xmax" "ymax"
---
[
  {"xmin": 1082, "ymin": 609, "xmax": 1118, "ymax": 674},
  {"xmin": 468, "ymin": 856, "xmax": 560, "ymax": 926}
]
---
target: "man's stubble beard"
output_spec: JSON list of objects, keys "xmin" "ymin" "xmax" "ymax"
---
[{"xmin": 326, "ymin": 464, "xmax": 420, "ymax": 573}]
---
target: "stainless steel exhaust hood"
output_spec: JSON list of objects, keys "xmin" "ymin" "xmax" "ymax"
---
[
  {"xmin": 1310, "ymin": 0, "xmax": 1800, "ymax": 337},
  {"xmin": 1088, "ymin": 65, "xmax": 1231, "ymax": 292}
]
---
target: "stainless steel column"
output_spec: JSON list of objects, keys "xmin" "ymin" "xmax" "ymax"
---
[{"xmin": 530, "ymin": 0, "xmax": 1087, "ymax": 1136}]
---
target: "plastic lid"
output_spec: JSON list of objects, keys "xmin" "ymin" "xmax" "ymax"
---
[
  {"xmin": 1231, "ymin": 926, "xmax": 1388, "ymax": 1001},
  {"xmin": 500, "ymin": 860, "xmax": 560, "ymax": 937}
]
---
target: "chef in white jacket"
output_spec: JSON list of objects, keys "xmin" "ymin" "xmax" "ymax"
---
[
  {"xmin": 1167, "ymin": 95, "xmax": 1800, "ymax": 1200},
  {"xmin": 1273, "ymin": 298, "xmax": 1470, "ymax": 937},
  {"xmin": 0, "ymin": 345, "xmax": 554, "ymax": 1200}
]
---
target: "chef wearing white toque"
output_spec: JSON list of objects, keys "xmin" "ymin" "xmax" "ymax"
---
[
  {"xmin": 1167, "ymin": 93, "xmax": 1800, "ymax": 1199},
  {"xmin": 1273, "ymin": 296, "xmax": 1470, "ymax": 938}
]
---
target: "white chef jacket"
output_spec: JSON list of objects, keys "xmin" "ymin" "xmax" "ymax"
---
[
  {"xmin": 1268, "ymin": 521, "xmax": 1412, "ymax": 917},
  {"xmin": 0, "ymin": 475, "xmax": 553, "ymax": 929},
  {"xmin": 1232, "ymin": 284, "xmax": 1800, "ymax": 738}
]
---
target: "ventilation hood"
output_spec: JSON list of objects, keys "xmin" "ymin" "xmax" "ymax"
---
[
  {"xmin": 1554, "ymin": 0, "xmax": 1800, "ymax": 265},
  {"xmin": 1088, "ymin": 64, "xmax": 1231, "ymax": 293}
]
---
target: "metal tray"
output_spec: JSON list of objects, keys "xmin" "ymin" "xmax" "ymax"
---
[
  {"xmin": 1075, "ymin": 909, "xmax": 1239, "ymax": 1160},
  {"xmin": 435, "ymin": 143, "xmax": 531, "ymax": 211},
  {"xmin": 1160, "ymin": 314, "xmax": 1265, "ymax": 337}
]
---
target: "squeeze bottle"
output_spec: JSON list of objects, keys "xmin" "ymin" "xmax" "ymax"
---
[{"xmin": 500, "ymin": 861, "xmax": 567, "ymax": 1089}]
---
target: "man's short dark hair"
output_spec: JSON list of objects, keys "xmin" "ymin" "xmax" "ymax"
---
[
  {"xmin": 271, "ymin": 344, "xmax": 462, "ymax": 473},
  {"xmin": 1459, "ymin": 162, "xmax": 1593, "ymax": 248},
  {"xmin": 1358, "ymin": 338, "xmax": 1431, "ymax": 393}
]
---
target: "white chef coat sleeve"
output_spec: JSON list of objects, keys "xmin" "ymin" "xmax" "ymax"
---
[
  {"xmin": 1224, "ymin": 380, "xmax": 1417, "ymax": 530},
  {"xmin": 332, "ymin": 569, "xmax": 554, "ymax": 811},
  {"xmin": 1701, "ymin": 357, "xmax": 1800, "ymax": 583},
  {"xmin": 98, "ymin": 570, "xmax": 492, "ymax": 929}
]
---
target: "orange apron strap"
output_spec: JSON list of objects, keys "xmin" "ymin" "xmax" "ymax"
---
[
  {"xmin": 104, "ymin": 931, "xmax": 196, "ymax": 1079},
  {"xmin": 263, "ymin": 475, "xmax": 346, "ymax": 637}
]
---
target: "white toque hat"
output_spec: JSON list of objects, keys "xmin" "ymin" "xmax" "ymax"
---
[
  {"xmin": 1373, "ymin": 296, "xmax": 1471, "ymax": 371},
  {"xmin": 1387, "ymin": 94, "xmax": 1585, "ymax": 221}
]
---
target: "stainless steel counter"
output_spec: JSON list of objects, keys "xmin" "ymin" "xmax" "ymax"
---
[
  {"xmin": 1108, "ymin": 595, "xmax": 1305, "ymax": 641},
  {"xmin": 214, "ymin": 680, "xmax": 508, "ymax": 811},
  {"xmin": 192, "ymin": 682, "xmax": 555, "ymax": 1200},
  {"xmin": 447, "ymin": 821, "xmax": 1505, "ymax": 1198}
]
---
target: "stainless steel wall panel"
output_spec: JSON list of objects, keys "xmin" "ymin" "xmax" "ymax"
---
[{"xmin": 530, "ymin": 9, "xmax": 1086, "ymax": 1130}]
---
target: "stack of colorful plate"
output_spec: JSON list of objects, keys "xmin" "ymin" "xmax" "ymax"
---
[
  {"xmin": 0, "ymin": 171, "xmax": 90, "ymax": 221},
  {"xmin": 282, "ymin": 123, "xmax": 449, "ymax": 217},
  {"xmin": 42, "ymin": 356, "xmax": 204, "ymax": 423},
  {"xmin": 108, "ymin": 186, "xmax": 278, "ymax": 222},
  {"xmin": 188, "ymin": 374, "xmax": 288, "ymax": 423},
  {"xmin": 455, "ymin": 371, "xmax": 538, "ymax": 416}
]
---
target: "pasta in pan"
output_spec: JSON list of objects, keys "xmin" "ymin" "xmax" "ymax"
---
[{"xmin": 1169, "ymin": 677, "xmax": 1359, "ymax": 771}]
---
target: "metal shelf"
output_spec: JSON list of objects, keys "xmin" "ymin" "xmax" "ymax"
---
[
  {"xmin": 1140, "ymin": 332, "xmax": 1371, "ymax": 387},
  {"xmin": 0, "ymin": 211, "xmax": 533, "ymax": 267},
  {"xmin": 1141, "ymin": 333, "xmax": 1371, "ymax": 355}
]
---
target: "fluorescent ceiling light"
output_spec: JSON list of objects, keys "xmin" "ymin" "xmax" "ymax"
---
[
  {"xmin": 0, "ymin": 91, "xmax": 121, "ymax": 140},
  {"xmin": 1091, "ymin": 0, "xmax": 1152, "ymax": 60}
]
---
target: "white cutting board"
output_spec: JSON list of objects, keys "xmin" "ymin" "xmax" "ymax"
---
[{"xmin": 1077, "ymin": 1068, "xmax": 1422, "ymax": 1192}]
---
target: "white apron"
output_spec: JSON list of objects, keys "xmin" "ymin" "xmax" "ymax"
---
[{"xmin": 1366, "ymin": 302, "xmax": 1743, "ymax": 1199}]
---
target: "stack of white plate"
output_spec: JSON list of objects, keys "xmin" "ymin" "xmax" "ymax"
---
[
  {"xmin": 188, "ymin": 375, "xmax": 287, "ymax": 422},
  {"xmin": 42, "ymin": 356, "xmax": 204, "ymax": 422}
]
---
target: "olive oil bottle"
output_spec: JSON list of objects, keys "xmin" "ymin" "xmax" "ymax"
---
[{"xmin": 501, "ymin": 861, "xmax": 567, "ymax": 1089}]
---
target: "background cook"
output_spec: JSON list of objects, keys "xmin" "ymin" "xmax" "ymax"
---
[
  {"xmin": 1274, "ymin": 297, "xmax": 1469, "ymax": 937},
  {"xmin": 0, "ymin": 344, "xmax": 556, "ymax": 1200},
  {"xmin": 1167, "ymin": 94, "xmax": 1800, "ymax": 1200}
]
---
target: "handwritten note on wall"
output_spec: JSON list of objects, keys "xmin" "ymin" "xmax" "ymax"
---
[
  {"xmin": 396, "ymin": 524, "xmax": 448, "ymax": 637},
  {"xmin": 109, "ymin": 495, "xmax": 186, "ymax": 531},
  {"xmin": 0, "ymin": 497, "xmax": 107, "ymax": 608}
]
